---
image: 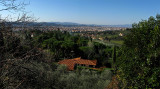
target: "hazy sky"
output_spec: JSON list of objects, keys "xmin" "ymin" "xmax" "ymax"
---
[{"xmin": 1, "ymin": 0, "xmax": 160, "ymax": 25}]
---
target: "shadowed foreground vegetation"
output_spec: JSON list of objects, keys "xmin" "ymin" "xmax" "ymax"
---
[
  {"xmin": 0, "ymin": 25, "xmax": 113, "ymax": 89},
  {"xmin": 0, "ymin": 12, "xmax": 160, "ymax": 89}
]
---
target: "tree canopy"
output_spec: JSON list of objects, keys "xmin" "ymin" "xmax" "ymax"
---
[{"xmin": 118, "ymin": 15, "xmax": 160, "ymax": 88}]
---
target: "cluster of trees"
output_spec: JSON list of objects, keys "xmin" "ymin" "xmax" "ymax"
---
[
  {"xmin": 117, "ymin": 15, "xmax": 160, "ymax": 88},
  {"xmin": 29, "ymin": 30, "xmax": 114, "ymax": 67},
  {"xmin": 95, "ymin": 30, "xmax": 130, "ymax": 41},
  {"xmin": 34, "ymin": 30, "xmax": 88, "ymax": 60},
  {"xmin": 0, "ymin": 26, "xmax": 113, "ymax": 89},
  {"xmin": 1, "ymin": 59, "xmax": 112, "ymax": 89},
  {"xmin": 48, "ymin": 64, "xmax": 112, "ymax": 89},
  {"xmin": 0, "ymin": 27, "xmax": 48, "ymax": 88}
]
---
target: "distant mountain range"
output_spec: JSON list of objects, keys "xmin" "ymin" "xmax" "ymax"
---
[
  {"xmin": 42, "ymin": 22, "xmax": 132, "ymax": 28},
  {"xmin": 6, "ymin": 22, "xmax": 132, "ymax": 28}
]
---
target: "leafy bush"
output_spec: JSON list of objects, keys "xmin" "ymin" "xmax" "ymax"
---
[
  {"xmin": 117, "ymin": 15, "xmax": 160, "ymax": 88},
  {"xmin": 52, "ymin": 65, "xmax": 112, "ymax": 89}
]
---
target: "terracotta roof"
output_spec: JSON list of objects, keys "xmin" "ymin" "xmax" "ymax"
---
[{"xmin": 58, "ymin": 57, "xmax": 97, "ymax": 70}]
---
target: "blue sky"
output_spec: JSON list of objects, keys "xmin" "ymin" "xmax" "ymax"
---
[{"xmin": 1, "ymin": 0, "xmax": 160, "ymax": 25}]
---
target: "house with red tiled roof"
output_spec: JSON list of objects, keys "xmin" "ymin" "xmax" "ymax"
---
[{"xmin": 58, "ymin": 57, "xmax": 97, "ymax": 71}]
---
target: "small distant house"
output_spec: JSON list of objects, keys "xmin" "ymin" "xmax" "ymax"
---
[
  {"xmin": 31, "ymin": 33, "xmax": 34, "ymax": 38},
  {"xmin": 119, "ymin": 33, "xmax": 123, "ymax": 36},
  {"xmin": 92, "ymin": 36, "xmax": 96, "ymax": 40},
  {"xmin": 58, "ymin": 57, "xmax": 97, "ymax": 71},
  {"xmin": 98, "ymin": 37, "xmax": 103, "ymax": 41}
]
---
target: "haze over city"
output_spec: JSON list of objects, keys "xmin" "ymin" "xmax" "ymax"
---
[{"xmin": 1, "ymin": 0, "xmax": 160, "ymax": 25}]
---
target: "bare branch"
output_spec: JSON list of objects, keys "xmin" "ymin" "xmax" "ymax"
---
[{"xmin": 0, "ymin": 0, "xmax": 28, "ymax": 12}]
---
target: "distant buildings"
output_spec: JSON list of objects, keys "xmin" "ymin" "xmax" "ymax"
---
[
  {"xmin": 13, "ymin": 26, "xmax": 127, "ymax": 33},
  {"xmin": 98, "ymin": 37, "xmax": 104, "ymax": 41},
  {"xmin": 119, "ymin": 33, "xmax": 123, "ymax": 36},
  {"xmin": 31, "ymin": 33, "xmax": 34, "ymax": 37}
]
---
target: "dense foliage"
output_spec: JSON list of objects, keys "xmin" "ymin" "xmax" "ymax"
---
[
  {"xmin": 1, "ymin": 62, "xmax": 112, "ymax": 89},
  {"xmin": 32, "ymin": 30, "xmax": 114, "ymax": 67},
  {"xmin": 50, "ymin": 64, "xmax": 112, "ymax": 89},
  {"xmin": 0, "ymin": 26, "xmax": 114, "ymax": 89},
  {"xmin": 117, "ymin": 15, "xmax": 160, "ymax": 88}
]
